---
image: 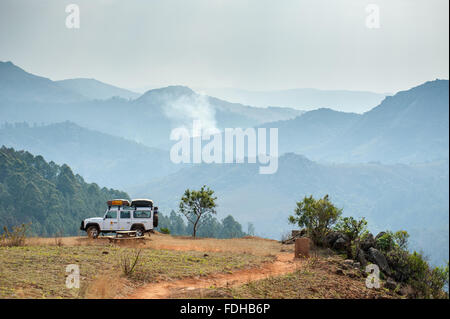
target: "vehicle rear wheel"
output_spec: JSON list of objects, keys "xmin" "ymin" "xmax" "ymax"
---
[
  {"xmin": 132, "ymin": 226, "xmax": 145, "ymax": 237},
  {"xmin": 87, "ymin": 226, "xmax": 99, "ymax": 239}
]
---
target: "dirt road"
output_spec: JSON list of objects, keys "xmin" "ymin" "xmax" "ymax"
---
[{"xmin": 126, "ymin": 252, "xmax": 302, "ymax": 299}]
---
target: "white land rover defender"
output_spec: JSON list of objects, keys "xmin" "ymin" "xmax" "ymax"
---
[{"xmin": 80, "ymin": 199, "xmax": 159, "ymax": 238}]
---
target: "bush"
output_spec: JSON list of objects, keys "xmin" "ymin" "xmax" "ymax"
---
[
  {"xmin": 288, "ymin": 195, "xmax": 342, "ymax": 246},
  {"xmin": 334, "ymin": 216, "xmax": 367, "ymax": 242},
  {"xmin": 0, "ymin": 223, "xmax": 31, "ymax": 247},
  {"xmin": 406, "ymin": 251, "xmax": 448, "ymax": 299},
  {"xmin": 160, "ymin": 227, "xmax": 171, "ymax": 234},
  {"xmin": 376, "ymin": 231, "xmax": 396, "ymax": 252},
  {"xmin": 386, "ymin": 247, "xmax": 412, "ymax": 282},
  {"xmin": 119, "ymin": 249, "xmax": 142, "ymax": 278},
  {"xmin": 393, "ymin": 230, "xmax": 409, "ymax": 250}
]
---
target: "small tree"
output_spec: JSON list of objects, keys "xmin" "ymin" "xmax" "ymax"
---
[
  {"xmin": 288, "ymin": 194, "xmax": 342, "ymax": 246},
  {"xmin": 334, "ymin": 216, "xmax": 368, "ymax": 259},
  {"xmin": 393, "ymin": 230, "xmax": 410, "ymax": 250},
  {"xmin": 179, "ymin": 185, "xmax": 217, "ymax": 238},
  {"xmin": 334, "ymin": 216, "xmax": 368, "ymax": 242}
]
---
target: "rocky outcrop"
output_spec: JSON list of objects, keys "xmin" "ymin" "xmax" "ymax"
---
[
  {"xmin": 360, "ymin": 233, "xmax": 376, "ymax": 251},
  {"xmin": 326, "ymin": 231, "xmax": 350, "ymax": 252},
  {"xmin": 333, "ymin": 237, "xmax": 348, "ymax": 251},
  {"xmin": 281, "ymin": 229, "xmax": 307, "ymax": 244},
  {"xmin": 356, "ymin": 248, "xmax": 367, "ymax": 267},
  {"xmin": 384, "ymin": 277, "xmax": 398, "ymax": 290},
  {"xmin": 367, "ymin": 247, "xmax": 391, "ymax": 275}
]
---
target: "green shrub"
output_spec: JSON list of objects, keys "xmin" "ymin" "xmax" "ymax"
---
[
  {"xmin": 288, "ymin": 194, "xmax": 342, "ymax": 246},
  {"xmin": 160, "ymin": 227, "xmax": 171, "ymax": 234},
  {"xmin": 407, "ymin": 251, "xmax": 448, "ymax": 299},
  {"xmin": 376, "ymin": 231, "xmax": 395, "ymax": 252},
  {"xmin": 393, "ymin": 230, "xmax": 409, "ymax": 250},
  {"xmin": 386, "ymin": 247, "xmax": 411, "ymax": 282},
  {"xmin": 334, "ymin": 216, "xmax": 367, "ymax": 242}
]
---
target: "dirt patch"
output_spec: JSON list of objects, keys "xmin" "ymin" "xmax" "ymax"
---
[{"xmin": 125, "ymin": 253, "xmax": 302, "ymax": 299}]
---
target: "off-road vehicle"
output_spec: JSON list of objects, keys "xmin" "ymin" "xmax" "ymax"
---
[{"xmin": 80, "ymin": 199, "xmax": 159, "ymax": 238}]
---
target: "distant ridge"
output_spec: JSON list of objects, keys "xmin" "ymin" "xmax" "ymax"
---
[
  {"xmin": 0, "ymin": 61, "xmax": 85, "ymax": 103},
  {"xmin": 56, "ymin": 78, "xmax": 140, "ymax": 100}
]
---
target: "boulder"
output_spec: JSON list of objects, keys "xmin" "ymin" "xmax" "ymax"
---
[
  {"xmin": 335, "ymin": 269, "xmax": 345, "ymax": 276},
  {"xmin": 356, "ymin": 248, "xmax": 368, "ymax": 267},
  {"xmin": 333, "ymin": 237, "xmax": 348, "ymax": 251},
  {"xmin": 343, "ymin": 259, "xmax": 354, "ymax": 266},
  {"xmin": 384, "ymin": 277, "xmax": 397, "ymax": 290},
  {"xmin": 360, "ymin": 233, "xmax": 376, "ymax": 251},
  {"xmin": 325, "ymin": 231, "xmax": 342, "ymax": 247},
  {"xmin": 367, "ymin": 247, "xmax": 391, "ymax": 275}
]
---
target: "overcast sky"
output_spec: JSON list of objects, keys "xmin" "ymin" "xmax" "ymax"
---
[{"xmin": 0, "ymin": 0, "xmax": 448, "ymax": 93}]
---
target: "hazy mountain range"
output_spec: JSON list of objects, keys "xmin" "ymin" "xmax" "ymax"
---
[
  {"xmin": 0, "ymin": 60, "xmax": 448, "ymax": 266},
  {"xmin": 0, "ymin": 61, "xmax": 303, "ymax": 148},
  {"xmin": 196, "ymin": 87, "xmax": 388, "ymax": 113},
  {"xmin": 0, "ymin": 121, "xmax": 180, "ymax": 189},
  {"xmin": 55, "ymin": 78, "xmax": 140, "ymax": 100},
  {"xmin": 259, "ymin": 80, "xmax": 449, "ymax": 164},
  {"xmin": 129, "ymin": 153, "xmax": 449, "ymax": 265}
]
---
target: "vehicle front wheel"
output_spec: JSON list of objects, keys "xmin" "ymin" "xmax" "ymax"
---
[{"xmin": 87, "ymin": 226, "xmax": 99, "ymax": 239}]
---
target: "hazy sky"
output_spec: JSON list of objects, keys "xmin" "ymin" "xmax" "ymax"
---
[{"xmin": 0, "ymin": 0, "xmax": 448, "ymax": 93}]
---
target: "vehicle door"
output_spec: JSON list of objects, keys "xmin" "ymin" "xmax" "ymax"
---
[
  {"xmin": 118, "ymin": 210, "xmax": 132, "ymax": 230},
  {"xmin": 103, "ymin": 209, "xmax": 119, "ymax": 231}
]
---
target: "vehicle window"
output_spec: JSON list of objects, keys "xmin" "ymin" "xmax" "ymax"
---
[
  {"xmin": 133, "ymin": 211, "xmax": 151, "ymax": 218},
  {"xmin": 120, "ymin": 211, "xmax": 131, "ymax": 219},
  {"xmin": 105, "ymin": 211, "xmax": 117, "ymax": 219}
]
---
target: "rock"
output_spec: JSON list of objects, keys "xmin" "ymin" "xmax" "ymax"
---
[
  {"xmin": 367, "ymin": 247, "xmax": 390, "ymax": 275},
  {"xmin": 335, "ymin": 269, "xmax": 345, "ymax": 276},
  {"xmin": 292, "ymin": 229, "xmax": 307, "ymax": 238},
  {"xmin": 360, "ymin": 233, "xmax": 376, "ymax": 251},
  {"xmin": 291, "ymin": 230, "xmax": 301, "ymax": 238},
  {"xmin": 343, "ymin": 259, "xmax": 354, "ymax": 266},
  {"xmin": 356, "ymin": 248, "xmax": 368, "ymax": 267},
  {"xmin": 398, "ymin": 285, "xmax": 414, "ymax": 297},
  {"xmin": 339, "ymin": 263, "xmax": 349, "ymax": 270},
  {"xmin": 384, "ymin": 277, "xmax": 397, "ymax": 290},
  {"xmin": 347, "ymin": 271, "xmax": 359, "ymax": 278},
  {"xmin": 325, "ymin": 231, "xmax": 341, "ymax": 247},
  {"xmin": 333, "ymin": 237, "xmax": 348, "ymax": 251},
  {"xmin": 353, "ymin": 262, "xmax": 361, "ymax": 269}
]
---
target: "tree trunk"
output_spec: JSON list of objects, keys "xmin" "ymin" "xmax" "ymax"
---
[{"xmin": 193, "ymin": 218, "xmax": 199, "ymax": 238}]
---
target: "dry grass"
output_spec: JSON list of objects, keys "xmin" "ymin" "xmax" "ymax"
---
[
  {"xmin": 142, "ymin": 233, "xmax": 288, "ymax": 256},
  {"xmin": 0, "ymin": 243, "xmax": 273, "ymax": 299},
  {"xmin": 174, "ymin": 255, "xmax": 399, "ymax": 299},
  {"xmin": 25, "ymin": 233, "xmax": 289, "ymax": 256}
]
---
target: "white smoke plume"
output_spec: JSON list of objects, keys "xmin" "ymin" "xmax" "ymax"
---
[{"xmin": 163, "ymin": 92, "xmax": 219, "ymax": 137}]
